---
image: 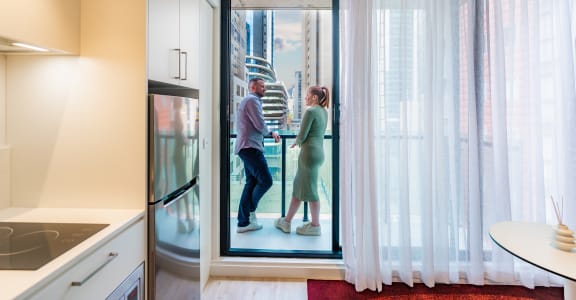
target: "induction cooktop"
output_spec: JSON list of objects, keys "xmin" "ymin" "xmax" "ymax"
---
[{"xmin": 0, "ymin": 222, "xmax": 109, "ymax": 270}]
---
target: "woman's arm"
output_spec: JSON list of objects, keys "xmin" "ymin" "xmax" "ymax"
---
[{"xmin": 294, "ymin": 109, "xmax": 314, "ymax": 146}]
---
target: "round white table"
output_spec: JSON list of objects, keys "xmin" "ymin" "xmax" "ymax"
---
[{"xmin": 489, "ymin": 221, "xmax": 576, "ymax": 300}]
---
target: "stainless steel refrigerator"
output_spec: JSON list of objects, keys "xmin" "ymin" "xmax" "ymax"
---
[{"xmin": 147, "ymin": 80, "xmax": 200, "ymax": 300}]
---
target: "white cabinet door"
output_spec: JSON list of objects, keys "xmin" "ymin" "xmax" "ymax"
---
[
  {"xmin": 27, "ymin": 220, "xmax": 146, "ymax": 300},
  {"xmin": 179, "ymin": 0, "xmax": 200, "ymax": 88},
  {"xmin": 148, "ymin": 0, "xmax": 180, "ymax": 85}
]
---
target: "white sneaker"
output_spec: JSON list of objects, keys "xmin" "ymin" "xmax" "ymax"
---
[
  {"xmin": 296, "ymin": 223, "xmax": 321, "ymax": 236},
  {"xmin": 249, "ymin": 212, "xmax": 260, "ymax": 226},
  {"xmin": 274, "ymin": 217, "xmax": 291, "ymax": 233},
  {"xmin": 237, "ymin": 222, "xmax": 263, "ymax": 233}
]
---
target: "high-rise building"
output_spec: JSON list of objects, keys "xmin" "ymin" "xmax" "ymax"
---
[
  {"xmin": 384, "ymin": 10, "xmax": 414, "ymax": 134},
  {"xmin": 293, "ymin": 71, "xmax": 303, "ymax": 122},
  {"xmin": 302, "ymin": 11, "xmax": 332, "ymax": 88},
  {"xmin": 246, "ymin": 10, "xmax": 275, "ymax": 64},
  {"xmin": 302, "ymin": 10, "xmax": 332, "ymax": 128},
  {"xmin": 245, "ymin": 10, "xmax": 288, "ymax": 130},
  {"xmin": 230, "ymin": 10, "xmax": 248, "ymax": 131},
  {"xmin": 245, "ymin": 56, "xmax": 289, "ymax": 130}
]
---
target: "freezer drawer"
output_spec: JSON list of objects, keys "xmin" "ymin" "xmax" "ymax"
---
[{"xmin": 148, "ymin": 182, "xmax": 199, "ymax": 300}]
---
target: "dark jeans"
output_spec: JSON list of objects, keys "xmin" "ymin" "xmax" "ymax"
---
[{"xmin": 237, "ymin": 148, "xmax": 273, "ymax": 227}]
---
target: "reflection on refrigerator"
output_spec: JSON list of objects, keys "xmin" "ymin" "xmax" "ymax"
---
[{"xmin": 147, "ymin": 80, "xmax": 200, "ymax": 300}]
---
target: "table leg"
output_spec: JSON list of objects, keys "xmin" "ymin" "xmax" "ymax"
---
[{"xmin": 565, "ymin": 279, "xmax": 576, "ymax": 300}]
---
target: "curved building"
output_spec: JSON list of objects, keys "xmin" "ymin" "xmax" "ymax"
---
[{"xmin": 246, "ymin": 55, "xmax": 289, "ymax": 130}]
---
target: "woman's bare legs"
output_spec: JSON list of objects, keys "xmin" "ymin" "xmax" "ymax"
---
[
  {"xmin": 285, "ymin": 196, "xmax": 321, "ymax": 227},
  {"xmin": 284, "ymin": 196, "xmax": 302, "ymax": 223},
  {"xmin": 276, "ymin": 196, "xmax": 321, "ymax": 235},
  {"xmin": 309, "ymin": 201, "xmax": 320, "ymax": 226}
]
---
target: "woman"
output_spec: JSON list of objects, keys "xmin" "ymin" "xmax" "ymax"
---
[{"xmin": 275, "ymin": 86, "xmax": 329, "ymax": 236}]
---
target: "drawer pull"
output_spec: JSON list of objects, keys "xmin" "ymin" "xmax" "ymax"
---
[{"xmin": 71, "ymin": 252, "xmax": 119, "ymax": 287}]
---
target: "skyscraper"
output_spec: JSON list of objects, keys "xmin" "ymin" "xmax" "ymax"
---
[
  {"xmin": 230, "ymin": 10, "xmax": 248, "ymax": 131},
  {"xmin": 302, "ymin": 10, "xmax": 332, "ymax": 89},
  {"xmin": 246, "ymin": 10, "xmax": 275, "ymax": 64},
  {"xmin": 244, "ymin": 10, "xmax": 289, "ymax": 130},
  {"xmin": 293, "ymin": 70, "xmax": 303, "ymax": 122},
  {"xmin": 302, "ymin": 10, "xmax": 332, "ymax": 129}
]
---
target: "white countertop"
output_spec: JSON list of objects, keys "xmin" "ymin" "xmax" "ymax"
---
[{"xmin": 0, "ymin": 207, "xmax": 144, "ymax": 300}]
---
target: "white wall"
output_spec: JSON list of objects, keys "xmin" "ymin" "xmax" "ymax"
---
[
  {"xmin": 5, "ymin": 0, "xmax": 146, "ymax": 209},
  {"xmin": 199, "ymin": 0, "xmax": 216, "ymax": 290},
  {"xmin": 0, "ymin": 54, "xmax": 9, "ymax": 209}
]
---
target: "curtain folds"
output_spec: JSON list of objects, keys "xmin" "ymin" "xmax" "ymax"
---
[{"xmin": 340, "ymin": 0, "xmax": 576, "ymax": 292}]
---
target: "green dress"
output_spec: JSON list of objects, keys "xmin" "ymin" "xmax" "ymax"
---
[{"xmin": 292, "ymin": 105, "xmax": 328, "ymax": 202}]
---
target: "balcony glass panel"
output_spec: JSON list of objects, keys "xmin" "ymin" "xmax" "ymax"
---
[{"xmin": 229, "ymin": 133, "xmax": 333, "ymax": 251}]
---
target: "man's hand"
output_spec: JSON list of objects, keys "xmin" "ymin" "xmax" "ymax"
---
[{"xmin": 271, "ymin": 131, "xmax": 280, "ymax": 143}]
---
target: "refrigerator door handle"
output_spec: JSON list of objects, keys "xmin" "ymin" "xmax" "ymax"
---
[
  {"xmin": 163, "ymin": 177, "xmax": 198, "ymax": 207},
  {"xmin": 163, "ymin": 188, "xmax": 187, "ymax": 208}
]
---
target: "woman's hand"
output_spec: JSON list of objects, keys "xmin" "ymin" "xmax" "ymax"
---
[
  {"xmin": 271, "ymin": 131, "xmax": 280, "ymax": 143},
  {"xmin": 290, "ymin": 143, "xmax": 297, "ymax": 149}
]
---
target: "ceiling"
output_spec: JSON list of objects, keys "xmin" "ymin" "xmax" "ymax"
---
[{"xmin": 231, "ymin": 0, "xmax": 331, "ymax": 9}]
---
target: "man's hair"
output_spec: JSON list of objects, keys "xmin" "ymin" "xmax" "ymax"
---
[{"xmin": 249, "ymin": 77, "xmax": 264, "ymax": 86}]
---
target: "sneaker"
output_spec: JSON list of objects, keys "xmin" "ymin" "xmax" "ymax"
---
[
  {"xmin": 237, "ymin": 222, "xmax": 263, "ymax": 233},
  {"xmin": 249, "ymin": 212, "xmax": 260, "ymax": 226},
  {"xmin": 296, "ymin": 223, "xmax": 321, "ymax": 236},
  {"xmin": 274, "ymin": 217, "xmax": 291, "ymax": 233}
]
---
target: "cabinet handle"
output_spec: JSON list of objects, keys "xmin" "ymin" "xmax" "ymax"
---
[
  {"xmin": 71, "ymin": 252, "xmax": 119, "ymax": 287},
  {"xmin": 173, "ymin": 48, "xmax": 181, "ymax": 79},
  {"xmin": 180, "ymin": 50, "xmax": 188, "ymax": 80},
  {"xmin": 181, "ymin": 50, "xmax": 188, "ymax": 81}
]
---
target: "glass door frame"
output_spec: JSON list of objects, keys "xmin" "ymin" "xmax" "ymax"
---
[{"xmin": 219, "ymin": 0, "xmax": 341, "ymax": 258}]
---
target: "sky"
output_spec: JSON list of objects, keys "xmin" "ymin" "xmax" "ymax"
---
[{"xmin": 272, "ymin": 10, "xmax": 303, "ymax": 93}]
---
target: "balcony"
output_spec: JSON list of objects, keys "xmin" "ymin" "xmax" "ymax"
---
[{"xmin": 228, "ymin": 133, "xmax": 336, "ymax": 253}]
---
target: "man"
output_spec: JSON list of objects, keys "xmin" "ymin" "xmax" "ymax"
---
[{"xmin": 234, "ymin": 77, "xmax": 280, "ymax": 233}]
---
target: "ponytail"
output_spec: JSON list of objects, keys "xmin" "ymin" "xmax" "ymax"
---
[{"xmin": 310, "ymin": 86, "xmax": 330, "ymax": 108}]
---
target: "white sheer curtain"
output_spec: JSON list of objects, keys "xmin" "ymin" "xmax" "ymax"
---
[{"xmin": 340, "ymin": 0, "xmax": 576, "ymax": 292}]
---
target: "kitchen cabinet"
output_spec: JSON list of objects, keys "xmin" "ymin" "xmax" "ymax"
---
[
  {"xmin": 0, "ymin": 0, "xmax": 80, "ymax": 54},
  {"xmin": 25, "ymin": 218, "xmax": 145, "ymax": 300},
  {"xmin": 148, "ymin": 0, "xmax": 199, "ymax": 88}
]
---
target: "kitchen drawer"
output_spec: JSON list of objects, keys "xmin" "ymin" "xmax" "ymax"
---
[{"xmin": 27, "ymin": 219, "xmax": 145, "ymax": 300}]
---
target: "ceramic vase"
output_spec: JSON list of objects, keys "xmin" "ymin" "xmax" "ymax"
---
[{"xmin": 551, "ymin": 224, "xmax": 576, "ymax": 252}]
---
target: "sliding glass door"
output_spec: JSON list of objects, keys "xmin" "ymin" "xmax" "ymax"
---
[{"xmin": 220, "ymin": 0, "xmax": 340, "ymax": 258}]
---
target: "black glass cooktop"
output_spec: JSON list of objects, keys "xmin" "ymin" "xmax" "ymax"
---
[{"xmin": 0, "ymin": 222, "xmax": 109, "ymax": 270}]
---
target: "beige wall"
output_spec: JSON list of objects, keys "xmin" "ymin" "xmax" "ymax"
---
[
  {"xmin": 0, "ymin": 147, "xmax": 8, "ymax": 209},
  {"xmin": 0, "ymin": 54, "xmax": 5, "ymax": 145},
  {"xmin": 0, "ymin": 54, "xmax": 8, "ymax": 209},
  {"xmin": 0, "ymin": 0, "xmax": 80, "ymax": 54},
  {"xmin": 6, "ymin": 0, "xmax": 146, "ymax": 209}
]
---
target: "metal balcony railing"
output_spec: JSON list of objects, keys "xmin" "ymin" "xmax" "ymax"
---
[{"xmin": 230, "ymin": 133, "xmax": 333, "ymax": 222}]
